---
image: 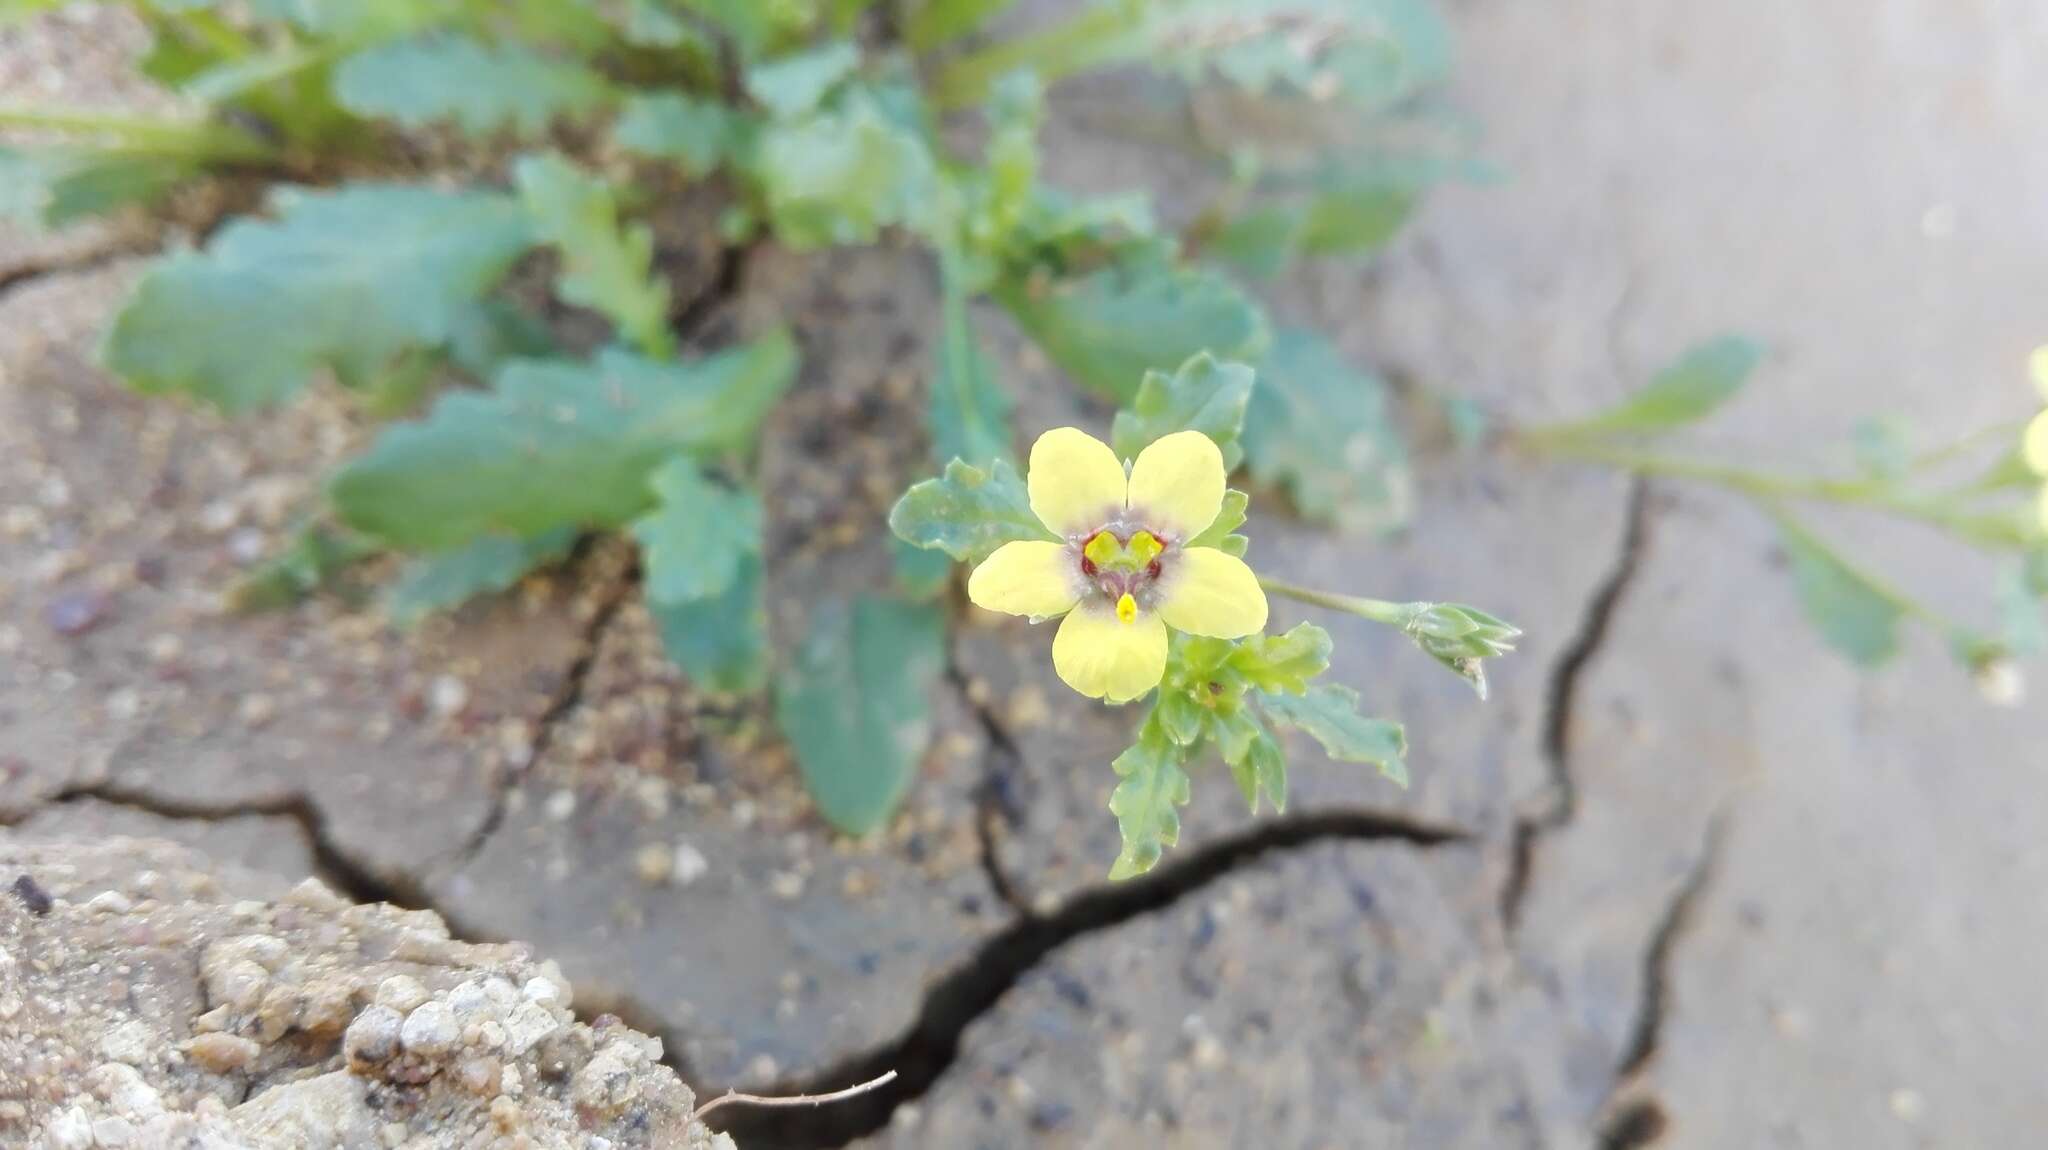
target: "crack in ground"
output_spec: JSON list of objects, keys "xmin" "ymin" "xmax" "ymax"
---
[
  {"xmin": 0, "ymin": 235, "xmax": 164, "ymax": 307},
  {"xmin": 942, "ymin": 655, "xmax": 1031, "ymax": 916},
  {"xmin": 1595, "ymin": 808, "xmax": 1729, "ymax": 1149},
  {"xmin": 1500, "ymin": 478, "xmax": 1652, "ymax": 931},
  {"xmin": 7, "ymin": 782, "xmax": 423, "ymax": 911},
  {"xmin": 444, "ymin": 556, "xmax": 637, "ymax": 871},
  {"xmin": 714, "ymin": 809, "xmax": 1472, "ymax": 1149}
]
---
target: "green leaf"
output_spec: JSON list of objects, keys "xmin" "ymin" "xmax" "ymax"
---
[
  {"xmin": 1258, "ymin": 684, "xmax": 1407, "ymax": 787},
  {"xmin": 997, "ymin": 258, "xmax": 1269, "ymax": 405},
  {"xmin": 384, "ymin": 528, "xmax": 578, "ymax": 627},
  {"xmin": 1226, "ymin": 622, "xmax": 1332, "ymax": 695},
  {"xmin": 1110, "ymin": 352, "xmax": 1254, "ymax": 469},
  {"xmin": 513, "ymin": 153, "xmax": 673, "ymax": 358},
  {"xmin": 651, "ymin": 557, "xmax": 770, "ymax": 693},
  {"xmin": 615, "ymin": 92, "xmax": 736, "ymax": 176},
  {"xmin": 1185, "ymin": 488, "xmax": 1248, "ymax": 554},
  {"xmin": 1210, "ymin": 160, "xmax": 1440, "ymax": 277},
  {"xmin": 752, "ymin": 89, "xmax": 938, "ymax": 248},
  {"xmin": 1851, "ymin": 417, "xmax": 1912, "ymax": 482},
  {"xmin": 1773, "ymin": 511, "xmax": 1905, "ymax": 667},
  {"xmin": 103, "ymin": 184, "xmax": 534, "ymax": 413},
  {"xmin": 1996, "ymin": 564, "xmax": 2047, "ymax": 656},
  {"xmin": 1154, "ymin": 688, "xmax": 1206, "ymax": 746},
  {"xmin": 892, "ymin": 538, "xmax": 954, "ymax": 600},
  {"xmin": 1211, "ymin": 706, "xmax": 1286, "ymax": 814},
  {"xmin": 0, "ymin": 146, "xmax": 191, "ymax": 229},
  {"xmin": 930, "ymin": 257, "xmax": 1013, "ymax": 469},
  {"xmin": 228, "ymin": 523, "xmax": 378, "ymax": 612},
  {"xmin": 1246, "ymin": 727, "xmax": 1287, "ymax": 812},
  {"xmin": 889, "ymin": 458, "xmax": 1054, "ymax": 564},
  {"xmin": 1137, "ymin": 0, "xmax": 1450, "ymax": 111},
  {"xmin": 1546, "ymin": 336, "xmax": 1763, "ymax": 439},
  {"xmin": 744, "ymin": 39, "xmax": 860, "ymax": 118},
  {"xmin": 630, "ymin": 457, "xmax": 761, "ymax": 605},
  {"xmin": 1243, "ymin": 327, "xmax": 1411, "ymax": 532},
  {"xmin": 1106, "ymin": 711, "xmax": 1193, "ymax": 880},
  {"xmin": 332, "ymin": 333, "xmax": 798, "ymax": 551},
  {"xmin": 777, "ymin": 596, "xmax": 947, "ymax": 835},
  {"xmin": 334, "ymin": 34, "xmax": 612, "ymax": 137}
]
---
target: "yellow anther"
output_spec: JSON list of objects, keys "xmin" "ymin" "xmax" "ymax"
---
[
  {"xmin": 1116, "ymin": 593, "xmax": 1138, "ymax": 624},
  {"xmin": 1127, "ymin": 530, "xmax": 1163, "ymax": 565},
  {"xmin": 1084, "ymin": 530, "xmax": 1121, "ymax": 567}
]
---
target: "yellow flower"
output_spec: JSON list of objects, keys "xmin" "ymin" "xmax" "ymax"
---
[
  {"xmin": 2028, "ymin": 346, "xmax": 2048, "ymax": 531},
  {"xmin": 968, "ymin": 427, "xmax": 1268, "ymax": 703}
]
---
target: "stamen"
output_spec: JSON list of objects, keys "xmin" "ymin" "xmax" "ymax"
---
[
  {"xmin": 1128, "ymin": 531, "xmax": 1163, "ymax": 565},
  {"xmin": 1083, "ymin": 531, "xmax": 1121, "ymax": 568},
  {"xmin": 1115, "ymin": 593, "xmax": 1138, "ymax": 624}
]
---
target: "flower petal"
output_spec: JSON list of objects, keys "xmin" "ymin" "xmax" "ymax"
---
[
  {"xmin": 2025, "ymin": 410, "xmax": 2048, "ymax": 476},
  {"xmin": 1127, "ymin": 430, "xmax": 1225, "ymax": 541},
  {"xmin": 1052, "ymin": 600, "xmax": 1168, "ymax": 703},
  {"xmin": 1157, "ymin": 547, "xmax": 1268, "ymax": 639},
  {"xmin": 967, "ymin": 540, "xmax": 1082, "ymax": 620},
  {"xmin": 1028, "ymin": 427, "xmax": 1129, "ymax": 538}
]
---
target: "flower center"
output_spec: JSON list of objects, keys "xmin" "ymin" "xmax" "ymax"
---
[{"xmin": 1077, "ymin": 528, "xmax": 1167, "ymax": 622}]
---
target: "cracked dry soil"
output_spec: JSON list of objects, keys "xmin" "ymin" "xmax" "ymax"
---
[{"xmin": 11, "ymin": 1, "xmax": 2048, "ymax": 1147}]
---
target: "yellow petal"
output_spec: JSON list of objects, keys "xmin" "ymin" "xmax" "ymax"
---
[
  {"xmin": 1052, "ymin": 601, "xmax": 1168, "ymax": 703},
  {"xmin": 2025, "ymin": 410, "xmax": 2048, "ymax": 476},
  {"xmin": 1157, "ymin": 547, "xmax": 1268, "ymax": 639},
  {"xmin": 967, "ymin": 540, "xmax": 1082, "ymax": 620},
  {"xmin": 2031, "ymin": 346, "xmax": 2048, "ymax": 402},
  {"xmin": 1028, "ymin": 427, "xmax": 1128, "ymax": 538},
  {"xmin": 1126, "ymin": 430, "xmax": 1225, "ymax": 541}
]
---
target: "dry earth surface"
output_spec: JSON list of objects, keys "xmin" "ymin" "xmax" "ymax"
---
[{"xmin": 4, "ymin": 2, "xmax": 2048, "ymax": 1149}]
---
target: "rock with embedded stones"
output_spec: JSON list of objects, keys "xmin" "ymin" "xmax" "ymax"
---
[{"xmin": 2, "ymin": 837, "xmax": 739, "ymax": 1150}]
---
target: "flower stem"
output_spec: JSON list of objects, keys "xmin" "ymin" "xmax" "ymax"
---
[
  {"xmin": 1256, "ymin": 576, "xmax": 1409, "ymax": 626},
  {"xmin": 0, "ymin": 105, "xmax": 274, "ymax": 162},
  {"xmin": 930, "ymin": 0, "xmax": 1146, "ymax": 111},
  {"xmin": 1519, "ymin": 436, "xmax": 2038, "ymax": 549}
]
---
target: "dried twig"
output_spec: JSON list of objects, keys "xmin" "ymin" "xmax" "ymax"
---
[{"xmin": 691, "ymin": 1069, "xmax": 899, "ymax": 1121}]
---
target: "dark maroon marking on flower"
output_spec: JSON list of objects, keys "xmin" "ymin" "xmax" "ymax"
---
[{"xmin": 1080, "ymin": 556, "xmax": 1098, "ymax": 577}]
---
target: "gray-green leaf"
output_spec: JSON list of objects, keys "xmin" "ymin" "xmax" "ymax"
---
[
  {"xmin": 1774, "ymin": 511, "xmax": 1904, "ymax": 667},
  {"xmin": 1110, "ymin": 352, "xmax": 1254, "ymax": 470},
  {"xmin": 384, "ymin": 528, "xmax": 579, "ymax": 628},
  {"xmin": 331, "ymin": 333, "xmax": 797, "ymax": 551},
  {"xmin": 103, "ymin": 184, "xmax": 534, "ymax": 412},
  {"xmin": 1106, "ymin": 710, "xmax": 1193, "ymax": 880},
  {"xmin": 1243, "ymin": 327, "xmax": 1411, "ymax": 532},
  {"xmin": 889, "ymin": 458, "xmax": 1054, "ymax": 564},
  {"xmin": 630, "ymin": 458, "xmax": 761, "ymax": 605},
  {"xmin": 997, "ymin": 258, "xmax": 1269, "ymax": 405},
  {"xmin": 1258, "ymin": 684, "xmax": 1408, "ymax": 787},
  {"xmin": 1545, "ymin": 336, "xmax": 1763, "ymax": 439},
  {"xmin": 744, "ymin": 39, "xmax": 860, "ymax": 118},
  {"xmin": 752, "ymin": 89, "xmax": 937, "ymax": 249},
  {"xmin": 615, "ymin": 92, "xmax": 736, "ymax": 177},
  {"xmin": 777, "ymin": 596, "xmax": 947, "ymax": 835},
  {"xmin": 930, "ymin": 257, "xmax": 1013, "ymax": 469},
  {"xmin": 334, "ymin": 34, "xmax": 612, "ymax": 137},
  {"xmin": 513, "ymin": 153, "xmax": 673, "ymax": 358},
  {"xmin": 651, "ymin": 557, "xmax": 770, "ymax": 693},
  {"xmin": 0, "ymin": 145, "xmax": 191, "ymax": 229}
]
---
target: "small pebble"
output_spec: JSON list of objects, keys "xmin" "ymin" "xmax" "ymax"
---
[
  {"xmin": 345, "ymin": 1005, "xmax": 405, "ymax": 1067},
  {"xmin": 186, "ymin": 1032, "xmax": 262, "ymax": 1073},
  {"xmin": 400, "ymin": 1001, "xmax": 460, "ymax": 1058},
  {"xmin": 1889, "ymin": 1088, "xmax": 1925, "ymax": 1123},
  {"xmin": 375, "ymin": 975, "xmax": 429, "ymax": 1014},
  {"xmin": 672, "ymin": 841, "xmax": 709, "ymax": 886},
  {"xmin": 45, "ymin": 588, "xmax": 109, "ymax": 636}
]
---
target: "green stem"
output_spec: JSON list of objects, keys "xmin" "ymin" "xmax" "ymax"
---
[
  {"xmin": 1522, "ymin": 436, "xmax": 2039, "ymax": 550},
  {"xmin": 1256, "ymin": 576, "xmax": 1409, "ymax": 626},
  {"xmin": 930, "ymin": 0, "xmax": 1146, "ymax": 111},
  {"xmin": 0, "ymin": 106, "xmax": 274, "ymax": 162},
  {"xmin": 1910, "ymin": 416, "xmax": 2034, "ymax": 471}
]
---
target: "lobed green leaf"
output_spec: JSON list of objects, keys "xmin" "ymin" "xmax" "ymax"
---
[
  {"xmin": 1258, "ymin": 684, "xmax": 1408, "ymax": 787},
  {"xmin": 1226, "ymin": 622, "xmax": 1333, "ymax": 695},
  {"xmin": 744, "ymin": 39, "xmax": 860, "ymax": 118},
  {"xmin": 651, "ymin": 557, "xmax": 770, "ymax": 693},
  {"xmin": 1110, "ymin": 352, "xmax": 1255, "ymax": 470},
  {"xmin": 383, "ymin": 528, "xmax": 578, "ymax": 627},
  {"xmin": 997, "ymin": 257, "xmax": 1269, "ymax": 405},
  {"xmin": 331, "ymin": 332, "xmax": 797, "ymax": 551},
  {"xmin": 929, "ymin": 257, "xmax": 1014, "ymax": 470},
  {"xmin": 103, "ymin": 184, "xmax": 534, "ymax": 412},
  {"xmin": 1243, "ymin": 327, "xmax": 1412, "ymax": 532},
  {"xmin": 752, "ymin": 89, "xmax": 939, "ymax": 249},
  {"xmin": 630, "ymin": 457, "xmax": 761, "ymax": 605},
  {"xmin": 1774, "ymin": 511, "xmax": 1904, "ymax": 667},
  {"xmin": 1545, "ymin": 335, "xmax": 1764, "ymax": 439},
  {"xmin": 777, "ymin": 596, "xmax": 948, "ymax": 835},
  {"xmin": 889, "ymin": 458, "xmax": 1054, "ymax": 564},
  {"xmin": 615, "ymin": 92, "xmax": 737, "ymax": 177},
  {"xmin": 513, "ymin": 153, "xmax": 673, "ymax": 358},
  {"xmin": 334, "ymin": 34, "xmax": 612, "ymax": 137},
  {"xmin": 0, "ymin": 146, "xmax": 191, "ymax": 229},
  {"xmin": 1106, "ymin": 710, "xmax": 1193, "ymax": 880}
]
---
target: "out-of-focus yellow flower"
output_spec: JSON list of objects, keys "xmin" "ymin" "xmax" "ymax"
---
[
  {"xmin": 968, "ymin": 427, "xmax": 1268, "ymax": 703},
  {"xmin": 2027, "ymin": 347, "xmax": 2048, "ymax": 531}
]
